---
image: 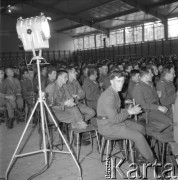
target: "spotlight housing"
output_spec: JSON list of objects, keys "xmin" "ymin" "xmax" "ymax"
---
[{"xmin": 16, "ymin": 13, "xmax": 51, "ymax": 51}]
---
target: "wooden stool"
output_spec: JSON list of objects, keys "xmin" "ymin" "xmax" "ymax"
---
[{"xmin": 70, "ymin": 124, "xmax": 100, "ymax": 160}]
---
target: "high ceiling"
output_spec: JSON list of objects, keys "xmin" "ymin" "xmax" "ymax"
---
[{"xmin": 1, "ymin": 0, "xmax": 178, "ymax": 37}]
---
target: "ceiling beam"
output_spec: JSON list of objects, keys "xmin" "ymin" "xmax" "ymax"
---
[
  {"xmin": 93, "ymin": 8, "xmax": 139, "ymax": 23},
  {"xmin": 56, "ymin": 24, "xmax": 82, "ymax": 33},
  {"xmin": 23, "ymin": 1, "xmax": 109, "ymax": 36},
  {"xmin": 119, "ymin": 0, "xmax": 166, "ymax": 21},
  {"xmin": 148, "ymin": 0, "xmax": 178, "ymax": 9},
  {"xmin": 55, "ymin": 8, "xmax": 138, "ymax": 33},
  {"xmin": 52, "ymin": 0, "xmax": 119, "ymax": 22}
]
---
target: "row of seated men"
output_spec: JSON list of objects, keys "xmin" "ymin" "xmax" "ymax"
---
[{"xmin": 0, "ymin": 59, "xmax": 176, "ymax": 163}]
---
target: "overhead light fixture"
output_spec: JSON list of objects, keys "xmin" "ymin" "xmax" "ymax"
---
[{"xmin": 16, "ymin": 13, "xmax": 51, "ymax": 51}]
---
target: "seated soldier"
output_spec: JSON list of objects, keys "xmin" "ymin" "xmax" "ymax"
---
[
  {"xmin": 156, "ymin": 64, "xmax": 176, "ymax": 118},
  {"xmin": 97, "ymin": 70, "xmax": 155, "ymax": 163},
  {"xmin": 46, "ymin": 66, "xmax": 57, "ymax": 86},
  {"xmin": 98, "ymin": 63, "xmax": 108, "ymax": 90},
  {"xmin": 45, "ymin": 70, "xmax": 90, "ymax": 145},
  {"xmin": 45, "ymin": 70, "xmax": 88, "ymax": 129},
  {"xmin": 82, "ymin": 66, "xmax": 102, "ymax": 110},
  {"xmin": 21, "ymin": 68, "xmax": 36, "ymax": 121},
  {"xmin": 4, "ymin": 68, "xmax": 24, "ymax": 124},
  {"xmin": 132, "ymin": 67, "xmax": 172, "ymax": 127},
  {"xmin": 126, "ymin": 69, "xmax": 140, "ymax": 100},
  {"xmin": 0, "ymin": 68, "xmax": 16, "ymax": 128},
  {"xmin": 66, "ymin": 67, "xmax": 95, "ymax": 122}
]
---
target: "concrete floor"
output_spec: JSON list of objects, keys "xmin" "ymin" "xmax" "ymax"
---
[{"xmin": 0, "ymin": 121, "xmax": 174, "ymax": 180}]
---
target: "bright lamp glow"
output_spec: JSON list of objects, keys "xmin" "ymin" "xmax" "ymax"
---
[{"xmin": 16, "ymin": 14, "xmax": 51, "ymax": 51}]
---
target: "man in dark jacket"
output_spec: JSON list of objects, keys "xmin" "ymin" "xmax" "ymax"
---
[{"xmin": 97, "ymin": 70, "xmax": 155, "ymax": 163}]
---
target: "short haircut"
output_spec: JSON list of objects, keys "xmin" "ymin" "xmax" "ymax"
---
[
  {"xmin": 88, "ymin": 66, "xmax": 97, "ymax": 77},
  {"xmin": 109, "ymin": 70, "xmax": 125, "ymax": 80},
  {"xmin": 5, "ymin": 67, "xmax": 13, "ymax": 74},
  {"xmin": 57, "ymin": 70, "xmax": 67, "ymax": 77},
  {"xmin": 66, "ymin": 66, "xmax": 75, "ymax": 73},
  {"xmin": 130, "ymin": 69, "xmax": 140, "ymax": 78},
  {"xmin": 139, "ymin": 67, "xmax": 150, "ymax": 78},
  {"xmin": 161, "ymin": 64, "xmax": 174, "ymax": 78},
  {"xmin": 47, "ymin": 66, "xmax": 56, "ymax": 75}
]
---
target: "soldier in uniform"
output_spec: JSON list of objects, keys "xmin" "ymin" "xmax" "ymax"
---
[
  {"xmin": 45, "ymin": 70, "xmax": 87, "ymax": 129},
  {"xmin": 126, "ymin": 69, "xmax": 140, "ymax": 100},
  {"xmin": 156, "ymin": 64, "xmax": 176, "ymax": 118},
  {"xmin": 132, "ymin": 67, "xmax": 172, "ymax": 127},
  {"xmin": 4, "ymin": 68, "xmax": 24, "ymax": 125},
  {"xmin": 46, "ymin": 66, "xmax": 57, "ymax": 86},
  {"xmin": 82, "ymin": 67, "xmax": 102, "ymax": 110},
  {"xmin": 97, "ymin": 70, "xmax": 155, "ymax": 163},
  {"xmin": 0, "ymin": 68, "xmax": 16, "ymax": 128},
  {"xmin": 66, "ymin": 67, "xmax": 95, "ymax": 122}
]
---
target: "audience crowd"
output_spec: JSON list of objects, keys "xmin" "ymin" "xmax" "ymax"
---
[{"xmin": 0, "ymin": 54, "xmax": 178, "ymax": 162}]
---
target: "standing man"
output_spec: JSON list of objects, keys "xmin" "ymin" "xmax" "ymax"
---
[{"xmin": 97, "ymin": 70, "xmax": 155, "ymax": 163}]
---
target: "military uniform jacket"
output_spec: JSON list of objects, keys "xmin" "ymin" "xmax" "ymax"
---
[
  {"xmin": 21, "ymin": 78, "xmax": 35, "ymax": 98},
  {"xmin": 3, "ymin": 77, "xmax": 22, "ymax": 96},
  {"xmin": 156, "ymin": 78, "xmax": 176, "ymax": 107},
  {"xmin": 0, "ymin": 80, "xmax": 6, "ymax": 106},
  {"xmin": 97, "ymin": 86, "xmax": 129, "ymax": 135},
  {"xmin": 126, "ymin": 79, "xmax": 136, "ymax": 100},
  {"xmin": 132, "ymin": 80, "xmax": 159, "ymax": 111},
  {"xmin": 66, "ymin": 79, "xmax": 85, "ymax": 100},
  {"xmin": 82, "ymin": 78, "xmax": 101, "ymax": 102},
  {"xmin": 45, "ymin": 82, "xmax": 69, "ymax": 110}
]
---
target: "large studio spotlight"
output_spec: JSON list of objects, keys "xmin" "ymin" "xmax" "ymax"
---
[{"xmin": 16, "ymin": 13, "xmax": 51, "ymax": 51}]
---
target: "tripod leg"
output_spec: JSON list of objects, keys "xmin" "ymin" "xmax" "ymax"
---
[
  {"xmin": 5, "ymin": 100, "xmax": 39, "ymax": 180},
  {"xmin": 43, "ymin": 101, "xmax": 82, "ymax": 179}
]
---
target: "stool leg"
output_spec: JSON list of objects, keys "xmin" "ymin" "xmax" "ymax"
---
[
  {"xmin": 95, "ymin": 131, "xmax": 100, "ymax": 153},
  {"xmin": 161, "ymin": 143, "xmax": 166, "ymax": 177},
  {"xmin": 106, "ymin": 140, "xmax": 110, "ymax": 161},
  {"xmin": 77, "ymin": 133, "xmax": 80, "ymax": 160},
  {"xmin": 89, "ymin": 132, "xmax": 93, "ymax": 152},
  {"xmin": 129, "ymin": 140, "xmax": 135, "ymax": 163},
  {"xmin": 100, "ymin": 137, "xmax": 105, "ymax": 162},
  {"xmin": 69, "ymin": 130, "xmax": 74, "ymax": 146},
  {"xmin": 123, "ymin": 140, "xmax": 128, "ymax": 159}
]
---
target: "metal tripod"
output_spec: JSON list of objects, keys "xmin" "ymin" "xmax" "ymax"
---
[{"xmin": 5, "ymin": 50, "xmax": 82, "ymax": 180}]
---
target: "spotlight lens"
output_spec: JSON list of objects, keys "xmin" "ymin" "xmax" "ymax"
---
[{"xmin": 41, "ymin": 19, "xmax": 50, "ymax": 39}]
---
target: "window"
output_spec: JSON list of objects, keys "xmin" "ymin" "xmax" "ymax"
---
[
  {"xmin": 168, "ymin": 17, "xmax": 178, "ymax": 38},
  {"xmin": 154, "ymin": 21, "xmax": 164, "ymax": 40},
  {"xmin": 84, "ymin": 36, "xmax": 89, "ymax": 49},
  {"xmin": 78, "ymin": 38, "xmax": 84, "ymax": 50},
  {"xmin": 96, "ymin": 34, "xmax": 102, "ymax": 48},
  {"xmin": 116, "ymin": 29, "xmax": 124, "ymax": 44},
  {"xmin": 125, "ymin": 27, "xmax": 134, "ymax": 43},
  {"xmin": 133, "ymin": 26, "xmax": 142, "ymax": 42},
  {"xmin": 74, "ymin": 39, "xmax": 79, "ymax": 50},
  {"xmin": 89, "ymin": 35, "xmax": 95, "ymax": 48},
  {"xmin": 110, "ymin": 31, "xmax": 116, "ymax": 46},
  {"xmin": 144, "ymin": 22, "xmax": 154, "ymax": 41}
]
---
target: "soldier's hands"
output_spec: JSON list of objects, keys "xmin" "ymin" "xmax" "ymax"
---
[
  {"xmin": 158, "ymin": 106, "xmax": 168, "ymax": 113},
  {"xmin": 127, "ymin": 104, "xmax": 142, "ymax": 115},
  {"xmin": 64, "ymin": 98, "xmax": 76, "ymax": 107}
]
